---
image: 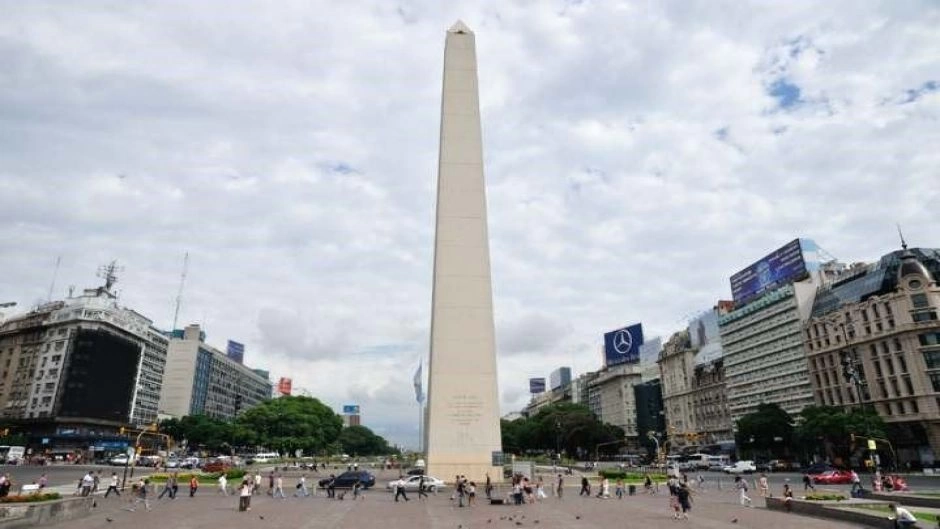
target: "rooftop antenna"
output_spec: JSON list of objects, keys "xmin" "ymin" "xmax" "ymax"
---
[
  {"xmin": 897, "ymin": 224, "xmax": 908, "ymax": 251},
  {"xmin": 96, "ymin": 260, "xmax": 123, "ymax": 294},
  {"xmin": 47, "ymin": 256, "xmax": 61, "ymax": 302},
  {"xmin": 172, "ymin": 252, "xmax": 189, "ymax": 331}
]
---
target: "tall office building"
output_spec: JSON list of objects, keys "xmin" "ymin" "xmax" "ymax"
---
[
  {"xmin": 718, "ymin": 239, "xmax": 842, "ymax": 425},
  {"xmin": 158, "ymin": 324, "xmax": 271, "ymax": 421},
  {"xmin": 0, "ymin": 273, "xmax": 168, "ymax": 453},
  {"xmin": 805, "ymin": 246, "xmax": 940, "ymax": 465}
]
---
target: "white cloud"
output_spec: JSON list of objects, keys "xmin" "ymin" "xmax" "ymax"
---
[{"xmin": 1, "ymin": 0, "xmax": 938, "ymax": 447}]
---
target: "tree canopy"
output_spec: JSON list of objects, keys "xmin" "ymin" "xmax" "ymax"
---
[
  {"xmin": 160, "ymin": 396, "xmax": 396, "ymax": 456},
  {"xmin": 501, "ymin": 402, "xmax": 625, "ymax": 458},
  {"xmin": 794, "ymin": 405, "xmax": 887, "ymax": 463},
  {"xmin": 735, "ymin": 403, "xmax": 794, "ymax": 458}
]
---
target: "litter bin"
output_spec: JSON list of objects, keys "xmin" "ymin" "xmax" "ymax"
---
[{"xmin": 628, "ymin": 485, "xmax": 636, "ymax": 496}]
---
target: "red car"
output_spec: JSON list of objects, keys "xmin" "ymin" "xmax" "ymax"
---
[{"xmin": 812, "ymin": 469, "xmax": 853, "ymax": 485}]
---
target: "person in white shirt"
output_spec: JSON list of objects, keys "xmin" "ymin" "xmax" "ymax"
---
[
  {"xmin": 294, "ymin": 475, "xmax": 309, "ymax": 497},
  {"xmin": 238, "ymin": 479, "xmax": 252, "ymax": 511},
  {"xmin": 889, "ymin": 503, "xmax": 917, "ymax": 528},
  {"xmin": 273, "ymin": 474, "xmax": 286, "ymax": 499},
  {"xmin": 218, "ymin": 474, "xmax": 228, "ymax": 496},
  {"xmin": 105, "ymin": 472, "xmax": 121, "ymax": 497}
]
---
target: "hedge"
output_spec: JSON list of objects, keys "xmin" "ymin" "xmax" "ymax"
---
[
  {"xmin": 147, "ymin": 469, "xmax": 247, "ymax": 483},
  {"xmin": 0, "ymin": 492, "xmax": 62, "ymax": 503},
  {"xmin": 598, "ymin": 470, "xmax": 668, "ymax": 481},
  {"xmin": 804, "ymin": 492, "xmax": 847, "ymax": 501}
]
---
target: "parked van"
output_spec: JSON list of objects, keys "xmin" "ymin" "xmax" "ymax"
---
[
  {"xmin": 0, "ymin": 446, "xmax": 26, "ymax": 464},
  {"xmin": 252, "ymin": 452, "xmax": 279, "ymax": 463}
]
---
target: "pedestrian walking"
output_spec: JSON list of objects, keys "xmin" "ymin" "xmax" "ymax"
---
[
  {"xmin": 735, "ymin": 476, "xmax": 752, "ymax": 507},
  {"xmin": 126, "ymin": 479, "xmax": 152, "ymax": 512},
  {"xmin": 676, "ymin": 482, "xmax": 693, "ymax": 520},
  {"xmin": 268, "ymin": 471, "xmax": 275, "ymax": 496},
  {"xmin": 536, "ymin": 478, "xmax": 547, "ymax": 500},
  {"xmin": 158, "ymin": 474, "xmax": 176, "ymax": 499},
  {"xmin": 238, "ymin": 479, "xmax": 252, "ymax": 512},
  {"xmin": 93, "ymin": 471, "xmax": 101, "ymax": 493},
  {"xmin": 579, "ymin": 476, "xmax": 590, "ymax": 496},
  {"xmin": 38, "ymin": 473, "xmax": 47, "ymax": 490},
  {"xmin": 556, "ymin": 474, "xmax": 564, "ymax": 499},
  {"xmin": 253, "ymin": 472, "xmax": 262, "ymax": 495},
  {"xmin": 353, "ymin": 479, "xmax": 364, "ymax": 500},
  {"xmin": 417, "ymin": 475, "xmax": 428, "ymax": 499},
  {"xmin": 104, "ymin": 472, "xmax": 121, "ymax": 497},
  {"xmin": 850, "ymin": 470, "xmax": 862, "ymax": 495},
  {"xmin": 467, "ymin": 482, "xmax": 476, "ymax": 506},
  {"xmin": 273, "ymin": 474, "xmax": 286, "ymax": 499},
  {"xmin": 644, "ymin": 473, "xmax": 654, "ymax": 494},
  {"xmin": 80, "ymin": 471, "xmax": 94, "ymax": 497},
  {"xmin": 294, "ymin": 474, "xmax": 309, "ymax": 497},
  {"xmin": 802, "ymin": 472, "xmax": 815, "ymax": 491},
  {"xmin": 326, "ymin": 474, "xmax": 336, "ymax": 498},
  {"xmin": 485, "ymin": 473, "xmax": 493, "ymax": 499},
  {"xmin": 615, "ymin": 478, "xmax": 624, "ymax": 499},
  {"xmin": 394, "ymin": 480, "xmax": 410, "ymax": 502},
  {"xmin": 189, "ymin": 475, "xmax": 198, "ymax": 497},
  {"xmin": 218, "ymin": 473, "xmax": 228, "ymax": 495},
  {"xmin": 758, "ymin": 473, "xmax": 769, "ymax": 497}
]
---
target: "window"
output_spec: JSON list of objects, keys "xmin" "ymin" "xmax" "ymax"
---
[
  {"xmin": 913, "ymin": 311, "xmax": 938, "ymax": 322},
  {"xmin": 894, "ymin": 338, "xmax": 903, "ymax": 352},
  {"xmin": 924, "ymin": 350, "xmax": 940, "ymax": 369},
  {"xmin": 891, "ymin": 378, "xmax": 900, "ymax": 397},
  {"xmin": 904, "ymin": 376, "xmax": 914, "ymax": 395},
  {"xmin": 910, "ymin": 279, "xmax": 923, "ymax": 289},
  {"xmin": 911, "ymin": 400, "xmax": 919, "ymax": 413},
  {"xmin": 878, "ymin": 380, "xmax": 888, "ymax": 398},
  {"xmin": 898, "ymin": 355, "xmax": 908, "ymax": 373},
  {"xmin": 897, "ymin": 401, "xmax": 906, "ymax": 415},
  {"xmin": 885, "ymin": 303, "xmax": 893, "ymax": 316},
  {"xmin": 862, "ymin": 310, "xmax": 870, "ymax": 322},
  {"xmin": 874, "ymin": 361, "xmax": 884, "ymax": 378},
  {"xmin": 931, "ymin": 373, "xmax": 940, "ymax": 392},
  {"xmin": 912, "ymin": 293, "xmax": 929, "ymax": 308},
  {"xmin": 886, "ymin": 357, "xmax": 895, "ymax": 375},
  {"xmin": 920, "ymin": 333, "xmax": 940, "ymax": 346}
]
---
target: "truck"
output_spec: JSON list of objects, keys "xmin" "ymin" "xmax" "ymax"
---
[{"xmin": 0, "ymin": 445, "xmax": 26, "ymax": 464}]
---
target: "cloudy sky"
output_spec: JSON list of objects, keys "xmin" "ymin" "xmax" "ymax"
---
[{"xmin": 1, "ymin": 1, "xmax": 938, "ymax": 447}]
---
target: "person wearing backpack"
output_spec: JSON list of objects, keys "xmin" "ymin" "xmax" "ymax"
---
[{"xmin": 735, "ymin": 476, "xmax": 752, "ymax": 507}]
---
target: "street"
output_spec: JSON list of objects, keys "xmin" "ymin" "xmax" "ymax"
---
[{"xmin": 0, "ymin": 464, "xmax": 156, "ymax": 491}]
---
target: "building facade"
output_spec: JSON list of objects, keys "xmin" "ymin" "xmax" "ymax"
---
[
  {"xmin": 805, "ymin": 247, "xmax": 940, "ymax": 466},
  {"xmin": 588, "ymin": 363, "xmax": 644, "ymax": 439},
  {"xmin": 0, "ymin": 282, "xmax": 169, "ymax": 456},
  {"xmin": 158, "ymin": 324, "xmax": 271, "ymax": 421}
]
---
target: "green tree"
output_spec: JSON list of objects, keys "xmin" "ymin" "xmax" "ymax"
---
[
  {"xmin": 337, "ymin": 425, "xmax": 395, "ymax": 456},
  {"xmin": 795, "ymin": 406, "xmax": 887, "ymax": 464},
  {"xmin": 161, "ymin": 415, "xmax": 234, "ymax": 452},
  {"xmin": 235, "ymin": 396, "xmax": 343, "ymax": 454},
  {"xmin": 735, "ymin": 403, "xmax": 794, "ymax": 458},
  {"xmin": 502, "ymin": 403, "xmax": 624, "ymax": 458}
]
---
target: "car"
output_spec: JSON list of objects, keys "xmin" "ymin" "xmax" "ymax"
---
[
  {"xmin": 109, "ymin": 454, "xmax": 131, "ymax": 466},
  {"xmin": 724, "ymin": 460, "xmax": 756, "ymax": 474},
  {"xmin": 165, "ymin": 458, "xmax": 180, "ymax": 469},
  {"xmin": 202, "ymin": 458, "xmax": 232, "ymax": 473},
  {"xmin": 386, "ymin": 475, "xmax": 446, "ymax": 492},
  {"xmin": 180, "ymin": 457, "xmax": 200, "ymax": 469},
  {"xmin": 406, "ymin": 468, "xmax": 425, "ymax": 476},
  {"xmin": 755, "ymin": 461, "xmax": 773, "ymax": 473},
  {"xmin": 812, "ymin": 470, "xmax": 854, "ymax": 485},
  {"xmin": 804, "ymin": 463, "xmax": 835, "ymax": 475},
  {"xmin": 318, "ymin": 471, "xmax": 376, "ymax": 489}
]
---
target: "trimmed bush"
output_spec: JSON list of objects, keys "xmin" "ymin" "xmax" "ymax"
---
[
  {"xmin": 0, "ymin": 492, "xmax": 62, "ymax": 503},
  {"xmin": 804, "ymin": 492, "xmax": 847, "ymax": 501},
  {"xmin": 598, "ymin": 470, "xmax": 668, "ymax": 481}
]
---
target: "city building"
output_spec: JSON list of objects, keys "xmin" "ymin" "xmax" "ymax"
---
[
  {"xmin": 718, "ymin": 239, "xmax": 843, "ymax": 425},
  {"xmin": 805, "ymin": 245, "xmax": 940, "ymax": 465},
  {"xmin": 634, "ymin": 379, "xmax": 665, "ymax": 455},
  {"xmin": 158, "ymin": 324, "xmax": 271, "ymax": 421},
  {"xmin": 550, "ymin": 367, "xmax": 572, "ymax": 391},
  {"xmin": 588, "ymin": 363, "xmax": 644, "ymax": 440},
  {"xmin": 659, "ymin": 304, "xmax": 735, "ymax": 450},
  {"xmin": 0, "ymin": 270, "xmax": 168, "ymax": 455},
  {"xmin": 342, "ymin": 404, "xmax": 361, "ymax": 427}
]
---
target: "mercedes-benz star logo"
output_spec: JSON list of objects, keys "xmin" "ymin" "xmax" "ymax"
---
[{"xmin": 613, "ymin": 329, "xmax": 633, "ymax": 355}]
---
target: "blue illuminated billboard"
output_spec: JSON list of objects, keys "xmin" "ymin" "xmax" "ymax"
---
[
  {"xmin": 342, "ymin": 405, "xmax": 360, "ymax": 415},
  {"xmin": 529, "ymin": 378, "xmax": 546, "ymax": 394},
  {"xmin": 603, "ymin": 323, "xmax": 644, "ymax": 367},
  {"xmin": 730, "ymin": 239, "xmax": 809, "ymax": 306}
]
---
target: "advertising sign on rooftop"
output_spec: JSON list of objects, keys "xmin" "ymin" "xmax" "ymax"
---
[
  {"xmin": 342, "ymin": 404, "xmax": 360, "ymax": 415},
  {"xmin": 529, "ymin": 378, "xmax": 546, "ymax": 394},
  {"xmin": 603, "ymin": 323, "xmax": 644, "ymax": 367},
  {"xmin": 730, "ymin": 239, "xmax": 809, "ymax": 306}
]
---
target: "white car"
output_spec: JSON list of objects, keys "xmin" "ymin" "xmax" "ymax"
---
[
  {"xmin": 386, "ymin": 475, "xmax": 446, "ymax": 492},
  {"xmin": 723, "ymin": 460, "xmax": 756, "ymax": 474}
]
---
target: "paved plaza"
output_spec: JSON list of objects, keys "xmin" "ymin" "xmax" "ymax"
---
[{"xmin": 47, "ymin": 481, "xmax": 863, "ymax": 529}]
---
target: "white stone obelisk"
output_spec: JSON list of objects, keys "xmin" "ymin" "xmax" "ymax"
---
[{"xmin": 425, "ymin": 20, "xmax": 503, "ymax": 483}]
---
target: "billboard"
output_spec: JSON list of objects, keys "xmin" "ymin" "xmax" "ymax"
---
[
  {"xmin": 730, "ymin": 239, "xmax": 809, "ymax": 306},
  {"xmin": 550, "ymin": 367, "xmax": 572, "ymax": 390},
  {"xmin": 529, "ymin": 378, "xmax": 546, "ymax": 394},
  {"xmin": 342, "ymin": 404, "xmax": 360, "ymax": 415},
  {"xmin": 603, "ymin": 323, "xmax": 644, "ymax": 367},
  {"xmin": 277, "ymin": 377, "xmax": 292, "ymax": 396},
  {"xmin": 226, "ymin": 340, "xmax": 245, "ymax": 365}
]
